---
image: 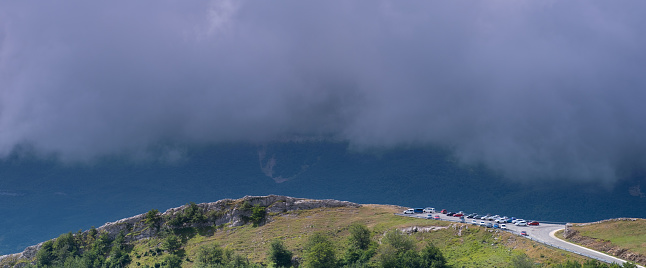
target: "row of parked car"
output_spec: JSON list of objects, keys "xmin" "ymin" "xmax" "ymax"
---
[{"xmin": 403, "ymin": 207, "xmax": 540, "ymax": 228}]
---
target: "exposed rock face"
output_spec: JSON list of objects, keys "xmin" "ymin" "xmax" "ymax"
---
[
  {"xmin": 563, "ymin": 223, "xmax": 577, "ymax": 239},
  {"xmin": 0, "ymin": 195, "xmax": 359, "ymax": 267}
]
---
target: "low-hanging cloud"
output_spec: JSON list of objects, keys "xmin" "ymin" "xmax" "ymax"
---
[{"xmin": 1, "ymin": 1, "xmax": 645, "ymax": 184}]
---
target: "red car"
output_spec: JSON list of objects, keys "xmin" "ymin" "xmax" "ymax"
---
[
  {"xmin": 521, "ymin": 231, "xmax": 528, "ymax": 236},
  {"xmin": 528, "ymin": 221, "xmax": 540, "ymax": 226},
  {"xmin": 440, "ymin": 209, "xmax": 448, "ymax": 214},
  {"xmin": 453, "ymin": 213, "xmax": 464, "ymax": 217}
]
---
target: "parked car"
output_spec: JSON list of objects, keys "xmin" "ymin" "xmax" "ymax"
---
[
  {"xmin": 453, "ymin": 213, "xmax": 464, "ymax": 217},
  {"xmin": 441, "ymin": 209, "xmax": 448, "ymax": 214},
  {"xmin": 500, "ymin": 224, "xmax": 507, "ymax": 230},
  {"xmin": 486, "ymin": 222, "xmax": 493, "ymax": 228},
  {"xmin": 493, "ymin": 224, "xmax": 499, "ymax": 228},
  {"xmin": 434, "ymin": 215, "xmax": 440, "ymax": 220},
  {"xmin": 528, "ymin": 221, "xmax": 540, "ymax": 226},
  {"xmin": 471, "ymin": 220, "xmax": 478, "ymax": 225},
  {"xmin": 423, "ymin": 207, "xmax": 436, "ymax": 213},
  {"xmin": 414, "ymin": 208, "xmax": 424, "ymax": 213},
  {"xmin": 521, "ymin": 231, "xmax": 528, "ymax": 236},
  {"xmin": 426, "ymin": 214, "xmax": 434, "ymax": 219},
  {"xmin": 447, "ymin": 212, "xmax": 455, "ymax": 216},
  {"xmin": 403, "ymin": 209, "xmax": 415, "ymax": 214},
  {"xmin": 479, "ymin": 221, "xmax": 486, "ymax": 226},
  {"xmin": 515, "ymin": 221, "xmax": 528, "ymax": 226}
]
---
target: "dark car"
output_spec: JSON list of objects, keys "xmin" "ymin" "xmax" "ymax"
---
[
  {"xmin": 441, "ymin": 209, "xmax": 448, "ymax": 214},
  {"xmin": 446, "ymin": 212, "xmax": 455, "ymax": 216},
  {"xmin": 528, "ymin": 221, "xmax": 540, "ymax": 226}
]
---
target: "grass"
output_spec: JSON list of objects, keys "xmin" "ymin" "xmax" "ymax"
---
[
  {"xmin": 123, "ymin": 204, "xmax": 587, "ymax": 267},
  {"xmin": 569, "ymin": 219, "xmax": 646, "ymax": 255}
]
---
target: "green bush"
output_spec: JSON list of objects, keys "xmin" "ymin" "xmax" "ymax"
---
[
  {"xmin": 250, "ymin": 205, "xmax": 266, "ymax": 227},
  {"xmin": 304, "ymin": 233, "xmax": 337, "ymax": 268},
  {"xmin": 268, "ymin": 239, "xmax": 292, "ymax": 267}
]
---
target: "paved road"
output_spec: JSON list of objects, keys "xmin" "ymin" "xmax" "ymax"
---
[{"xmin": 398, "ymin": 212, "xmax": 644, "ymax": 268}]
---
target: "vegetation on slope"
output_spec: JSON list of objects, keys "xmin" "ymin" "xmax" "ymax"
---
[
  {"xmin": 1, "ymin": 197, "xmax": 639, "ymax": 268},
  {"xmin": 559, "ymin": 219, "xmax": 646, "ymax": 266}
]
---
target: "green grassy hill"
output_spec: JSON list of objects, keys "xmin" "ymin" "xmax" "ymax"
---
[
  {"xmin": 1, "ymin": 196, "xmax": 626, "ymax": 268},
  {"xmin": 560, "ymin": 219, "xmax": 646, "ymax": 266}
]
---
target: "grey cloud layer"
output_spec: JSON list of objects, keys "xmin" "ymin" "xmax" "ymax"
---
[{"xmin": 1, "ymin": 1, "xmax": 645, "ymax": 183}]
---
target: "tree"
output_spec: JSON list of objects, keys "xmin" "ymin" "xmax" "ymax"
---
[
  {"xmin": 511, "ymin": 254, "xmax": 535, "ymax": 268},
  {"xmin": 145, "ymin": 209, "xmax": 161, "ymax": 229},
  {"xmin": 348, "ymin": 224, "xmax": 371, "ymax": 251},
  {"xmin": 381, "ymin": 229, "xmax": 415, "ymax": 254},
  {"xmin": 420, "ymin": 243, "xmax": 448, "ymax": 268},
  {"xmin": 162, "ymin": 234, "xmax": 182, "ymax": 254},
  {"xmin": 250, "ymin": 205, "xmax": 266, "ymax": 227},
  {"xmin": 36, "ymin": 240, "xmax": 55, "ymax": 267},
  {"xmin": 52, "ymin": 232, "xmax": 79, "ymax": 262},
  {"xmin": 196, "ymin": 243, "xmax": 225, "ymax": 266},
  {"xmin": 268, "ymin": 239, "xmax": 293, "ymax": 267},
  {"xmin": 163, "ymin": 254, "xmax": 182, "ymax": 268},
  {"xmin": 344, "ymin": 224, "xmax": 376, "ymax": 265},
  {"xmin": 304, "ymin": 233, "xmax": 337, "ymax": 268}
]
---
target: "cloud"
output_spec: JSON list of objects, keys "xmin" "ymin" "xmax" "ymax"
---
[{"xmin": 1, "ymin": 1, "xmax": 646, "ymax": 183}]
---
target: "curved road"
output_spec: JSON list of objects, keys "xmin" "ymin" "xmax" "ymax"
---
[{"xmin": 399, "ymin": 213, "xmax": 644, "ymax": 268}]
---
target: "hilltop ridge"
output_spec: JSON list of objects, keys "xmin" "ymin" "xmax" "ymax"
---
[{"xmin": 0, "ymin": 195, "xmax": 360, "ymax": 266}]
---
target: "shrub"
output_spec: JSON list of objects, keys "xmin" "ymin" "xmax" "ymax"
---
[
  {"xmin": 268, "ymin": 240, "xmax": 293, "ymax": 267},
  {"xmin": 250, "ymin": 205, "xmax": 266, "ymax": 227},
  {"xmin": 304, "ymin": 233, "xmax": 337, "ymax": 268}
]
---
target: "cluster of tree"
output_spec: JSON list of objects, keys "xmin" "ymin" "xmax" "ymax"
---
[
  {"xmin": 194, "ymin": 243, "xmax": 261, "ymax": 268},
  {"xmin": 266, "ymin": 224, "xmax": 449, "ymax": 268},
  {"xmin": 167, "ymin": 202, "xmax": 207, "ymax": 227},
  {"xmin": 30, "ymin": 228, "xmax": 130, "ymax": 268}
]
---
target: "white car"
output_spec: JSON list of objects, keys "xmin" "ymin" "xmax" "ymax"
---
[
  {"xmin": 515, "ymin": 220, "xmax": 527, "ymax": 226},
  {"xmin": 500, "ymin": 224, "xmax": 507, "ymax": 230},
  {"xmin": 403, "ymin": 209, "xmax": 415, "ymax": 214},
  {"xmin": 423, "ymin": 207, "xmax": 436, "ymax": 213},
  {"xmin": 479, "ymin": 221, "xmax": 486, "ymax": 226},
  {"xmin": 471, "ymin": 220, "xmax": 478, "ymax": 225},
  {"xmin": 425, "ymin": 214, "xmax": 434, "ymax": 219},
  {"xmin": 496, "ymin": 217, "xmax": 508, "ymax": 223}
]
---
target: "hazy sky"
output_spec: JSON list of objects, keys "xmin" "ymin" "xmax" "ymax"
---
[{"xmin": 1, "ymin": 1, "xmax": 645, "ymax": 184}]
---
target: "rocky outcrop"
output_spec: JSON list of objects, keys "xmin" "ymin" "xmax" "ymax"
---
[{"xmin": 0, "ymin": 195, "xmax": 359, "ymax": 267}]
